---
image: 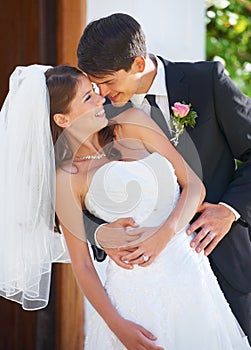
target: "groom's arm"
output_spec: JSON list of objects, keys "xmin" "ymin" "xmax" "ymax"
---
[
  {"xmin": 188, "ymin": 62, "xmax": 251, "ymax": 254},
  {"xmin": 203, "ymin": 62, "xmax": 251, "ymax": 225},
  {"xmin": 214, "ymin": 62, "xmax": 251, "ymax": 225},
  {"xmin": 83, "ymin": 210, "xmax": 141, "ymax": 263},
  {"xmin": 83, "ymin": 210, "xmax": 107, "ymax": 262}
]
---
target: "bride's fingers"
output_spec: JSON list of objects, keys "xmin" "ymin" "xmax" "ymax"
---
[
  {"xmin": 138, "ymin": 325, "xmax": 157, "ymax": 341},
  {"xmin": 138, "ymin": 255, "xmax": 154, "ymax": 267},
  {"xmin": 137, "ymin": 325, "xmax": 164, "ymax": 349},
  {"xmin": 121, "ymin": 247, "xmax": 143, "ymax": 263},
  {"xmin": 105, "ymin": 250, "xmax": 134, "ymax": 269}
]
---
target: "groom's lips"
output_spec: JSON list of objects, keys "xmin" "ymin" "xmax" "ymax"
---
[{"xmin": 108, "ymin": 92, "xmax": 120, "ymax": 103}]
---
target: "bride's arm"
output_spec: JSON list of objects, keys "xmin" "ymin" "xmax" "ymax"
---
[
  {"xmin": 55, "ymin": 169, "xmax": 164, "ymax": 350},
  {"xmin": 114, "ymin": 108, "xmax": 206, "ymax": 265}
]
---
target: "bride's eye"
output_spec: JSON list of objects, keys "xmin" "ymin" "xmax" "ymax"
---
[{"xmin": 82, "ymin": 93, "xmax": 92, "ymax": 102}]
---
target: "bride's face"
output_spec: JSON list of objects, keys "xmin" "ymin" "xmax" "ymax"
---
[
  {"xmin": 54, "ymin": 75, "xmax": 108, "ymax": 140},
  {"xmin": 66, "ymin": 76, "xmax": 108, "ymax": 134}
]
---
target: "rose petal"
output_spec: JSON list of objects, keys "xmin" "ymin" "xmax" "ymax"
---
[{"xmin": 172, "ymin": 102, "xmax": 190, "ymax": 118}]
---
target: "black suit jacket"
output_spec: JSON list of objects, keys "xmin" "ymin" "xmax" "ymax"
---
[
  {"xmin": 84, "ymin": 58, "xmax": 251, "ymax": 293},
  {"xmin": 158, "ymin": 57, "xmax": 251, "ymax": 293}
]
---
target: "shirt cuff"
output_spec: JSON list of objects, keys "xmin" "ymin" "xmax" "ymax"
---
[
  {"xmin": 94, "ymin": 223, "xmax": 106, "ymax": 249},
  {"xmin": 219, "ymin": 202, "xmax": 241, "ymax": 221}
]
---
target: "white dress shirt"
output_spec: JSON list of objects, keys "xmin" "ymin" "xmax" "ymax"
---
[{"xmin": 130, "ymin": 56, "xmax": 171, "ymax": 130}]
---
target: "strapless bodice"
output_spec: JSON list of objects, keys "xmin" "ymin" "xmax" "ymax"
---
[{"xmin": 85, "ymin": 152, "xmax": 180, "ymax": 227}]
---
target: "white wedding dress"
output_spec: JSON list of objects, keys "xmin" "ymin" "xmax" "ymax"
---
[{"xmin": 84, "ymin": 152, "xmax": 250, "ymax": 349}]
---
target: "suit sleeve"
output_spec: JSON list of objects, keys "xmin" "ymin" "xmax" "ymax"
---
[
  {"xmin": 213, "ymin": 62, "xmax": 251, "ymax": 225},
  {"xmin": 83, "ymin": 210, "xmax": 107, "ymax": 262}
]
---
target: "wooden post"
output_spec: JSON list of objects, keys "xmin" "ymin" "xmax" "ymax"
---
[
  {"xmin": 57, "ymin": 0, "xmax": 86, "ymax": 66},
  {"xmin": 55, "ymin": 1, "xmax": 86, "ymax": 349},
  {"xmin": 55, "ymin": 264, "xmax": 85, "ymax": 350}
]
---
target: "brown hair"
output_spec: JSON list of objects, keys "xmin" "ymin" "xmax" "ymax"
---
[
  {"xmin": 45, "ymin": 65, "xmax": 120, "ymax": 232},
  {"xmin": 45, "ymin": 65, "xmax": 120, "ymax": 167},
  {"xmin": 45, "ymin": 65, "xmax": 82, "ymax": 166}
]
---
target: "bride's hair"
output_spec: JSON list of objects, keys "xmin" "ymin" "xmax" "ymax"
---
[{"xmin": 45, "ymin": 65, "xmax": 121, "ymax": 168}]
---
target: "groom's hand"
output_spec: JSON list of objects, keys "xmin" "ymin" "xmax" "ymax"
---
[
  {"xmin": 97, "ymin": 219, "xmax": 159, "ymax": 269},
  {"xmin": 186, "ymin": 202, "xmax": 235, "ymax": 256},
  {"xmin": 96, "ymin": 217, "xmax": 139, "ymax": 269},
  {"xmin": 96, "ymin": 217, "xmax": 139, "ymax": 247}
]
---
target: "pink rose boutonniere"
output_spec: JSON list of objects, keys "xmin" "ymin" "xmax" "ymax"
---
[{"xmin": 170, "ymin": 101, "xmax": 198, "ymax": 146}]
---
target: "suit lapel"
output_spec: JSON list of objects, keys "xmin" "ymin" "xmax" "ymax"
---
[
  {"xmin": 157, "ymin": 56, "xmax": 189, "ymax": 119},
  {"xmin": 157, "ymin": 57, "xmax": 203, "ymax": 175}
]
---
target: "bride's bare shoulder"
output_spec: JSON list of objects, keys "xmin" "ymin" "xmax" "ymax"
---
[
  {"xmin": 114, "ymin": 107, "xmax": 160, "ymax": 138},
  {"xmin": 115, "ymin": 107, "xmax": 150, "ymax": 125},
  {"xmin": 56, "ymin": 162, "xmax": 88, "ymax": 197}
]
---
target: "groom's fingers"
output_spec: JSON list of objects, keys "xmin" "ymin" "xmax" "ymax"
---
[
  {"xmin": 96, "ymin": 217, "xmax": 141, "ymax": 248},
  {"xmin": 186, "ymin": 203, "xmax": 236, "ymax": 255},
  {"xmin": 189, "ymin": 227, "xmax": 210, "ymax": 249},
  {"xmin": 122, "ymin": 226, "xmax": 159, "ymax": 247},
  {"xmin": 105, "ymin": 248, "xmax": 134, "ymax": 269},
  {"xmin": 204, "ymin": 238, "xmax": 220, "ymax": 256},
  {"xmin": 116, "ymin": 217, "xmax": 139, "ymax": 228}
]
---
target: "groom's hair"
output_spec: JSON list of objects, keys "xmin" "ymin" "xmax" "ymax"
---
[{"xmin": 77, "ymin": 13, "xmax": 147, "ymax": 77}]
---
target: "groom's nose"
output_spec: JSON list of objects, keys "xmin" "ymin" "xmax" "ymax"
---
[{"xmin": 98, "ymin": 83, "xmax": 111, "ymax": 97}]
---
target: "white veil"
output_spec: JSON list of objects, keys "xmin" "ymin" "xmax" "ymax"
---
[{"xmin": 0, "ymin": 65, "xmax": 70, "ymax": 310}]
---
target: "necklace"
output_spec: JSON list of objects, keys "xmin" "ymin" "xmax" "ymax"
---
[{"xmin": 75, "ymin": 152, "xmax": 106, "ymax": 161}]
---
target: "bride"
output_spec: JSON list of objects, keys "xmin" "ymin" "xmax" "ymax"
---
[{"xmin": 0, "ymin": 64, "xmax": 249, "ymax": 349}]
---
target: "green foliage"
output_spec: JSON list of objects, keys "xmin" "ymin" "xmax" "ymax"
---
[{"xmin": 206, "ymin": 0, "xmax": 251, "ymax": 97}]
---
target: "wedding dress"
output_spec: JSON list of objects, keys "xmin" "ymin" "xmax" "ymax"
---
[{"xmin": 84, "ymin": 152, "xmax": 250, "ymax": 349}]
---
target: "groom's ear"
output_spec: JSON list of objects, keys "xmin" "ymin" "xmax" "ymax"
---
[
  {"xmin": 53, "ymin": 113, "xmax": 70, "ymax": 128},
  {"xmin": 132, "ymin": 56, "xmax": 145, "ymax": 73}
]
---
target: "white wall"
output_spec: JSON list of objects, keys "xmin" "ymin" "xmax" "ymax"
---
[{"xmin": 86, "ymin": 0, "xmax": 206, "ymax": 61}]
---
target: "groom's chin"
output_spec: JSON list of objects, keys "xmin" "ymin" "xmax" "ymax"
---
[{"xmin": 110, "ymin": 100, "xmax": 128, "ymax": 108}]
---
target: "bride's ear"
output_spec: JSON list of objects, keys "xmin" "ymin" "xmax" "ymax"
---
[{"xmin": 53, "ymin": 113, "xmax": 70, "ymax": 128}]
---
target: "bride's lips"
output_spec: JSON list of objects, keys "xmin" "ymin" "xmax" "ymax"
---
[{"xmin": 95, "ymin": 108, "xmax": 106, "ymax": 118}]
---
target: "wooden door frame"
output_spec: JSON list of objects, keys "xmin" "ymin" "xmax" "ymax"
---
[
  {"xmin": 55, "ymin": 1, "xmax": 87, "ymax": 349},
  {"xmin": 0, "ymin": 1, "xmax": 87, "ymax": 349}
]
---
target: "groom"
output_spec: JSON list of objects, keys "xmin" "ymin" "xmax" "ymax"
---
[{"xmin": 77, "ymin": 13, "xmax": 251, "ymax": 340}]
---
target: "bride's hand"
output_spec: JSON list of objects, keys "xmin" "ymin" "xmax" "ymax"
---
[
  {"xmin": 113, "ymin": 317, "xmax": 164, "ymax": 350},
  {"xmin": 97, "ymin": 219, "xmax": 162, "ymax": 269},
  {"xmin": 104, "ymin": 229, "xmax": 157, "ymax": 269},
  {"xmin": 104, "ymin": 226, "xmax": 162, "ymax": 269},
  {"xmin": 120, "ymin": 226, "xmax": 174, "ymax": 266}
]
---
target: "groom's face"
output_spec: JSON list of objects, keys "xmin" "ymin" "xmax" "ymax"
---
[{"xmin": 88, "ymin": 58, "xmax": 145, "ymax": 106}]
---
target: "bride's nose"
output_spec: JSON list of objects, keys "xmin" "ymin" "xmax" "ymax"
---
[{"xmin": 95, "ymin": 93, "xmax": 105, "ymax": 106}]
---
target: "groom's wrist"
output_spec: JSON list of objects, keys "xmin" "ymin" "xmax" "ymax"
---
[
  {"xmin": 218, "ymin": 202, "xmax": 240, "ymax": 221},
  {"xmin": 94, "ymin": 224, "xmax": 106, "ymax": 249}
]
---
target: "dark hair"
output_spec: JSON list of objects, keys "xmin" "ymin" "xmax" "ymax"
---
[{"xmin": 77, "ymin": 13, "xmax": 147, "ymax": 77}]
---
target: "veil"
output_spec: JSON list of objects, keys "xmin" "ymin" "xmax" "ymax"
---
[{"xmin": 0, "ymin": 65, "xmax": 70, "ymax": 310}]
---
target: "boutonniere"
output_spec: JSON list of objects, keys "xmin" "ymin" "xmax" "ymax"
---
[{"xmin": 170, "ymin": 102, "xmax": 198, "ymax": 146}]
